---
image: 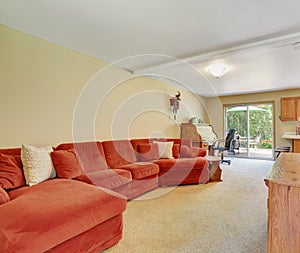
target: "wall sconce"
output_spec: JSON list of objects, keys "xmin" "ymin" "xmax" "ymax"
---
[
  {"xmin": 170, "ymin": 91, "xmax": 181, "ymax": 120},
  {"xmin": 207, "ymin": 64, "xmax": 228, "ymax": 78}
]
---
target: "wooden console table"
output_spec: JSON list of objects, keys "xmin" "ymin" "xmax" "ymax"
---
[{"xmin": 265, "ymin": 153, "xmax": 300, "ymax": 253}]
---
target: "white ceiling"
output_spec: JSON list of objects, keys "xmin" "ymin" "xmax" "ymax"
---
[{"xmin": 1, "ymin": 0, "xmax": 300, "ymax": 96}]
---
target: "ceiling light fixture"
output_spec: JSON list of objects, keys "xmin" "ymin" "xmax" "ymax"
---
[
  {"xmin": 207, "ymin": 64, "xmax": 228, "ymax": 78},
  {"xmin": 293, "ymin": 42, "xmax": 300, "ymax": 50}
]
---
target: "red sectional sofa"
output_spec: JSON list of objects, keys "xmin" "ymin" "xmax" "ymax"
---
[
  {"xmin": 0, "ymin": 138, "xmax": 209, "ymax": 252},
  {"xmin": 130, "ymin": 138, "xmax": 209, "ymax": 187},
  {"xmin": 0, "ymin": 147, "xmax": 127, "ymax": 253}
]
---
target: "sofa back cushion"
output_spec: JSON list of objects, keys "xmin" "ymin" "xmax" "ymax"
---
[
  {"xmin": 172, "ymin": 144, "xmax": 180, "ymax": 158},
  {"xmin": 180, "ymin": 145, "xmax": 195, "ymax": 158},
  {"xmin": 55, "ymin": 142, "xmax": 107, "ymax": 172},
  {"xmin": 131, "ymin": 138, "xmax": 188, "ymax": 160},
  {"xmin": 163, "ymin": 138, "xmax": 192, "ymax": 148},
  {"xmin": 130, "ymin": 138, "xmax": 158, "ymax": 152},
  {"xmin": 0, "ymin": 153, "xmax": 26, "ymax": 189},
  {"xmin": 138, "ymin": 143, "xmax": 160, "ymax": 162},
  {"xmin": 0, "ymin": 148, "xmax": 21, "ymax": 156},
  {"xmin": 102, "ymin": 140, "xmax": 137, "ymax": 169},
  {"xmin": 130, "ymin": 138, "xmax": 157, "ymax": 161},
  {"xmin": 51, "ymin": 149, "xmax": 83, "ymax": 179}
]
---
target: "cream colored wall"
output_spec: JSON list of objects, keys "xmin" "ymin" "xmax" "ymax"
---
[
  {"xmin": 0, "ymin": 24, "xmax": 207, "ymax": 148},
  {"xmin": 206, "ymin": 89, "xmax": 300, "ymax": 148},
  {"xmin": 96, "ymin": 77, "xmax": 208, "ymax": 140}
]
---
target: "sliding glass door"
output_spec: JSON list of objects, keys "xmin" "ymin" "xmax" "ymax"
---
[{"xmin": 225, "ymin": 103, "xmax": 274, "ymax": 159}]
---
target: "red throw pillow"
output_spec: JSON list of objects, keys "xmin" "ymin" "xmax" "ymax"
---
[
  {"xmin": 191, "ymin": 147, "xmax": 207, "ymax": 157},
  {"xmin": 0, "ymin": 154, "xmax": 25, "ymax": 189},
  {"xmin": 0, "ymin": 187, "xmax": 10, "ymax": 205},
  {"xmin": 180, "ymin": 145, "xmax": 194, "ymax": 158},
  {"xmin": 51, "ymin": 149, "xmax": 83, "ymax": 179},
  {"xmin": 138, "ymin": 143, "xmax": 160, "ymax": 162},
  {"xmin": 172, "ymin": 144, "xmax": 180, "ymax": 158}
]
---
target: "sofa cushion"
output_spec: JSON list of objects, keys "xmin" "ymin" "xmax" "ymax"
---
[
  {"xmin": 0, "ymin": 187, "xmax": 10, "ymax": 205},
  {"xmin": 180, "ymin": 145, "xmax": 195, "ymax": 158},
  {"xmin": 0, "ymin": 179, "xmax": 127, "ymax": 253},
  {"xmin": 130, "ymin": 138, "xmax": 159, "ymax": 150},
  {"xmin": 0, "ymin": 148, "xmax": 21, "ymax": 156},
  {"xmin": 7, "ymin": 186, "xmax": 30, "ymax": 200},
  {"xmin": 155, "ymin": 157, "xmax": 208, "ymax": 172},
  {"xmin": 51, "ymin": 149, "xmax": 83, "ymax": 179},
  {"xmin": 118, "ymin": 162, "xmax": 160, "ymax": 180},
  {"xmin": 0, "ymin": 154, "xmax": 25, "ymax": 189},
  {"xmin": 83, "ymin": 169, "xmax": 132, "ymax": 189},
  {"xmin": 191, "ymin": 147, "xmax": 207, "ymax": 157},
  {"xmin": 172, "ymin": 144, "xmax": 180, "ymax": 158},
  {"xmin": 55, "ymin": 142, "xmax": 108, "ymax": 172},
  {"xmin": 138, "ymin": 143, "xmax": 160, "ymax": 162},
  {"xmin": 21, "ymin": 144, "xmax": 56, "ymax": 186},
  {"xmin": 102, "ymin": 140, "xmax": 137, "ymax": 169},
  {"xmin": 164, "ymin": 138, "xmax": 193, "ymax": 148},
  {"xmin": 153, "ymin": 141, "xmax": 174, "ymax": 159}
]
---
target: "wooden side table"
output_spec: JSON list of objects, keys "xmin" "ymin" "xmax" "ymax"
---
[{"xmin": 206, "ymin": 156, "xmax": 222, "ymax": 182}]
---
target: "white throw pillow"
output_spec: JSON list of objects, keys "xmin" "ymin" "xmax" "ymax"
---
[
  {"xmin": 153, "ymin": 141, "xmax": 174, "ymax": 159},
  {"xmin": 21, "ymin": 144, "xmax": 56, "ymax": 186}
]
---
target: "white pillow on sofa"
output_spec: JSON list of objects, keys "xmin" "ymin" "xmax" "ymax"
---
[
  {"xmin": 21, "ymin": 144, "xmax": 56, "ymax": 186},
  {"xmin": 153, "ymin": 141, "xmax": 174, "ymax": 159}
]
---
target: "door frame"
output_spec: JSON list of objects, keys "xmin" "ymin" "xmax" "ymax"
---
[{"xmin": 223, "ymin": 101, "xmax": 275, "ymax": 160}]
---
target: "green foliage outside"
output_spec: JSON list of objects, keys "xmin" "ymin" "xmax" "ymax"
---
[{"xmin": 226, "ymin": 104, "xmax": 273, "ymax": 149}]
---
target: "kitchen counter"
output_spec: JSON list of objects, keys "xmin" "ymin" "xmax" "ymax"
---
[{"xmin": 281, "ymin": 132, "xmax": 300, "ymax": 152}]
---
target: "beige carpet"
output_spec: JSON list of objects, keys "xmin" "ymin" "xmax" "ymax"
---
[{"xmin": 104, "ymin": 158, "xmax": 273, "ymax": 253}]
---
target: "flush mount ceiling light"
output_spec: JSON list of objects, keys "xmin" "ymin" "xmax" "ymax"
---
[
  {"xmin": 207, "ymin": 64, "xmax": 228, "ymax": 78},
  {"xmin": 293, "ymin": 42, "xmax": 300, "ymax": 50}
]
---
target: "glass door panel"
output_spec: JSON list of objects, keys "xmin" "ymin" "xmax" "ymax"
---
[
  {"xmin": 225, "ymin": 103, "xmax": 273, "ymax": 159},
  {"xmin": 225, "ymin": 105, "xmax": 248, "ymax": 157}
]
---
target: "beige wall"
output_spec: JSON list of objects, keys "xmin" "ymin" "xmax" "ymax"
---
[
  {"xmin": 0, "ymin": 24, "xmax": 208, "ymax": 148},
  {"xmin": 206, "ymin": 89, "xmax": 300, "ymax": 148}
]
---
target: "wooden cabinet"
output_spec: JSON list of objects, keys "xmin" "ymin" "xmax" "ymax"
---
[
  {"xmin": 265, "ymin": 153, "xmax": 300, "ymax": 253},
  {"xmin": 280, "ymin": 97, "xmax": 300, "ymax": 121},
  {"xmin": 293, "ymin": 139, "xmax": 300, "ymax": 153},
  {"xmin": 180, "ymin": 123, "xmax": 217, "ymax": 148}
]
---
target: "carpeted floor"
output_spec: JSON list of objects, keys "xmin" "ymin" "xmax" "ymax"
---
[{"xmin": 104, "ymin": 158, "xmax": 273, "ymax": 253}]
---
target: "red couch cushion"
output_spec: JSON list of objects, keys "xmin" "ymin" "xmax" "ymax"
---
[
  {"xmin": 0, "ymin": 148, "xmax": 21, "ymax": 156},
  {"xmin": 161, "ymin": 138, "xmax": 193, "ymax": 148},
  {"xmin": 180, "ymin": 145, "xmax": 195, "ymax": 158},
  {"xmin": 138, "ymin": 143, "xmax": 160, "ymax": 162},
  {"xmin": 0, "ymin": 179, "xmax": 127, "ymax": 253},
  {"xmin": 179, "ymin": 145, "xmax": 206, "ymax": 158},
  {"xmin": 118, "ymin": 162, "xmax": 159, "ymax": 180},
  {"xmin": 191, "ymin": 147, "xmax": 207, "ymax": 157},
  {"xmin": 155, "ymin": 157, "xmax": 208, "ymax": 172},
  {"xmin": 130, "ymin": 138, "xmax": 158, "ymax": 153},
  {"xmin": 55, "ymin": 142, "xmax": 107, "ymax": 172},
  {"xmin": 0, "ymin": 187, "xmax": 10, "ymax": 205},
  {"xmin": 157, "ymin": 138, "xmax": 193, "ymax": 158},
  {"xmin": 102, "ymin": 140, "xmax": 137, "ymax": 169},
  {"xmin": 0, "ymin": 154, "xmax": 25, "ymax": 189},
  {"xmin": 172, "ymin": 144, "xmax": 180, "ymax": 158},
  {"xmin": 84, "ymin": 169, "xmax": 132, "ymax": 189},
  {"xmin": 51, "ymin": 149, "xmax": 83, "ymax": 179}
]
